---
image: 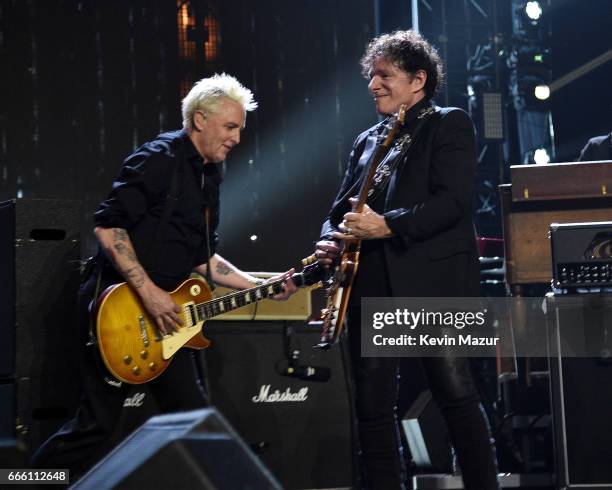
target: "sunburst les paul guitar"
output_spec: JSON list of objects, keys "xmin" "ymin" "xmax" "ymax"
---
[
  {"xmin": 307, "ymin": 105, "xmax": 407, "ymax": 349},
  {"xmin": 95, "ymin": 263, "xmax": 323, "ymax": 384}
]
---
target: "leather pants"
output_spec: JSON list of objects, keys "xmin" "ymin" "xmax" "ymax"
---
[{"xmin": 347, "ymin": 304, "xmax": 499, "ymax": 490}]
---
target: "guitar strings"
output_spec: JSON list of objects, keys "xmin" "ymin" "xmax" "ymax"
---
[{"xmin": 138, "ymin": 279, "xmax": 286, "ymax": 335}]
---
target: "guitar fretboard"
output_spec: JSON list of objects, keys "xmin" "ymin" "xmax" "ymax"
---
[{"xmin": 195, "ymin": 279, "xmax": 287, "ymax": 321}]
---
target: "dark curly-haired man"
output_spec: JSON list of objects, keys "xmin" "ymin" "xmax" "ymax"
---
[{"xmin": 315, "ymin": 30, "xmax": 499, "ymax": 490}]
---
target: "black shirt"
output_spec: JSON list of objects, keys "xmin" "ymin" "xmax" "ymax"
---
[{"xmin": 94, "ymin": 129, "xmax": 221, "ymax": 290}]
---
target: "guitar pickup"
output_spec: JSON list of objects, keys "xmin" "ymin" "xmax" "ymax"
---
[
  {"xmin": 138, "ymin": 315, "xmax": 150, "ymax": 347},
  {"xmin": 183, "ymin": 302, "xmax": 199, "ymax": 327}
]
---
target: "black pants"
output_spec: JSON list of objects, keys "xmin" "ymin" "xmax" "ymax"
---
[
  {"xmin": 31, "ymin": 275, "xmax": 208, "ymax": 479},
  {"xmin": 347, "ymin": 307, "xmax": 499, "ymax": 490}
]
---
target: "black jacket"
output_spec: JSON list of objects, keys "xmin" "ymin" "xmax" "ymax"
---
[
  {"xmin": 578, "ymin": 132, "xmax": 612, "ymax": 162},
  {"xmin": 321, "ymin": 100, "xmax": 480, "ymax": 297}
]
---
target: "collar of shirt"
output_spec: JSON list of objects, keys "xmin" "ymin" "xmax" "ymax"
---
[
  {"xmin": 401, "ymin": 97, "xmax": 434, "ymax": 128},
  {"xmin": 178, "ymin": 128, "xmax": 222, "ymax": 187},
  {"xmin": 371, "ymin": 97, "xmax": 435, "ymax": 139}
]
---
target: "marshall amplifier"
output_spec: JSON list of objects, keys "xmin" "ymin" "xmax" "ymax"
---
[
  {"xmin": 201, "ymin": 320, "xmax": 354, "ymax": 490},
  {"xmin": 550, "ymin": 222, "xmax": 612, "ymax": 289}
]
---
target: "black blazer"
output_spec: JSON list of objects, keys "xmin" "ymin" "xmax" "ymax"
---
[
  {"xmin": 578, "ymin": 133, "xmax": 612, "ymax": 162},
  {"xmin": 321, "ymin": 101, "xmax": 480, "ymax": 297}
]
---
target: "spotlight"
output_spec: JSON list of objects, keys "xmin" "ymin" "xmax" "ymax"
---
[
  {"xmin": 514, "ymin": 74, "xmax": 551, "ymax": 109},
  {"xmin": 534, "ymin": 84, "xmax": 550, "ymax": 100},
  {"xmin": 250, "ymin": 235, "xmax": 258, "ymax": 241},
  {"xmin": 525, "ymin": 1, "xmax": 543, "ymax": 21},
  {"xmin": 513, "ymin": 0, "xmax": 545, "ymax": 39},
  {"xmin": 533, "ymin": 148, "xmax": 550, "ymax": 164}
]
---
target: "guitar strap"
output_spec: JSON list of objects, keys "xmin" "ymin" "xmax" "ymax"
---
[
  {"xmin": 203, "ymin": 207, "xmax": 215, "ymax": 291},
  {"xmin": 326, "ymin": 104, "xmax": 436, "ymax": 222},
  {"xmin": 366, "ymin": 105, "xmax": 436, "ymax": 204},
  {"xmin": 145, "ymin": 139, "xmax": 185, "ymax": 271}
]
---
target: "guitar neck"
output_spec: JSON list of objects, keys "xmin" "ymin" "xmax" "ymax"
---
[
  {"xmin": 195, "ymin": 272, "xmax": 306, "ymax": 320},
  {"xmin": 355, "ymin": 105, "xmax": 406, "ymax": 213}
]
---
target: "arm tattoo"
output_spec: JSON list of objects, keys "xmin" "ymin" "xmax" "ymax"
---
[
  {"xmin": 215, "ymin": 262, "xmax": 233, "ymax": 276},
  {"xmin": 113, "ymin": 228, "xmax": 128, "ymax": 241},
  {"xmin": 112, "ymin": 228, "xmax": 138, "ymax": 262},
  {"xmin": 113, "ymin": 242, "xmax": 137, "ymax": 261},
  {"xmin": 109, "ymin": 228, "xmax": 144, "ymax": 286}
]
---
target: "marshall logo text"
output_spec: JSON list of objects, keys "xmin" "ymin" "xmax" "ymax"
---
[
  {"xmin": 123, "ymin": 392, "xmax": 146, "ymax": 408},
  {"xmin": 252, "ymin": 384, "xmax": 309, "ymax": 403}
]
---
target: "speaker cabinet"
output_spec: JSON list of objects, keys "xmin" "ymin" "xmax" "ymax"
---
[
  {"xmin": 546, "ymin": 293, "xmax": 612, "ymax": 488},
  {"xmin": 0, "ymin": 199, "xmax": 82, "ymax": 455},
  {"xmin": 107, "ymin": 384, "xmax": 161, "ymax": 449},
  {"xmin": 73, "ymin": 408, "xmax": 282, "ymax": 490},
  {"xmin": 202, "ymin": 320, "xmax": 354, "ymax": 490}
]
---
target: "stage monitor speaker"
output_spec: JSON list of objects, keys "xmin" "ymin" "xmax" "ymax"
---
[
  {"xmin": 545, "ymin": 293, "xmax": 612, "ymax": 488},
  {"xmin": 0, "ymin": 198, "xmax": 81, "ymax": 455},
  {"xmin": 202, "ymin": 320, "xmax": 354, "ymax": 490},
  {"xmin": 72, "ymin": 408, "xmax": 282, "ymax": 490},
  {"xmin": 402, "ymin": 390, "xmax": 453, "ymax": 473}
]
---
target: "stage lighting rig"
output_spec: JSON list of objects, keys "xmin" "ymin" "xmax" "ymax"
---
[
  {"xmin": 511, "ymin": 74, "xmax": 550, "ymax": 109},
  {"xmin": 508, "ymin": 45, "xmax": 551, "ymax": 110},
  {"xmin": 516, "ymin": 45, "xmax": 549, "ymax": 67},
  {"xmin": 533, "ymin": 147, "xmax": 550, "ymax": 164},
  {"xmin": 534, "ymin": 84, "xmax": 550, "ymax": 101},
  {"xmin": 524, "ymin": 1, "xmax": 543, "ymax": 22},
  {"xmin": 509, "ymin": 0, "xmax": 554, "ymax": 164},
  {"xmin": 513, "ymin": 0, "xmax": 547, "ymax": 42}
]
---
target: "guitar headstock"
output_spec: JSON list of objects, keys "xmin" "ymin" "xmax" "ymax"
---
[
  {"xmin": 397, "ymin": 104, "xmax": 407, "ymax": 124},
  {"xmin": 293, "ymin": 260, "xmax": 327, "ymax": 288},
  {"xmin": 382, "ymin": 104, "xmax": 408, "ymax": 147}
]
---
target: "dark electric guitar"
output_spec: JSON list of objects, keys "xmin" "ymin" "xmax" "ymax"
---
[
  {"xmin": 308, "ymin": 105, "xmax": 407, "ymax": 348},
  {"xmin": 95, "ymin": 262, "xmax": 323, "ymax": 384}
]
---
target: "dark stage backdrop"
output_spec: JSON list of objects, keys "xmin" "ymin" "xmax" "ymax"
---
[
  {"xmin": 2, "ymin": 0, "xmax": 610, "ymax": 269},
  {"xmin": 549, "ymin": 0, "xmax": 612, "ymax": 162},
  {"xmin": 0, "ymin": 0, "xmax": 378, "ymax": 273},
  {"xmin": 0, "ymin": 0, "xmax": 182, "ymax": 256},
  {"xmin": 213, "ymin": 0, "xmax": 378, "ymax": 271}
]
